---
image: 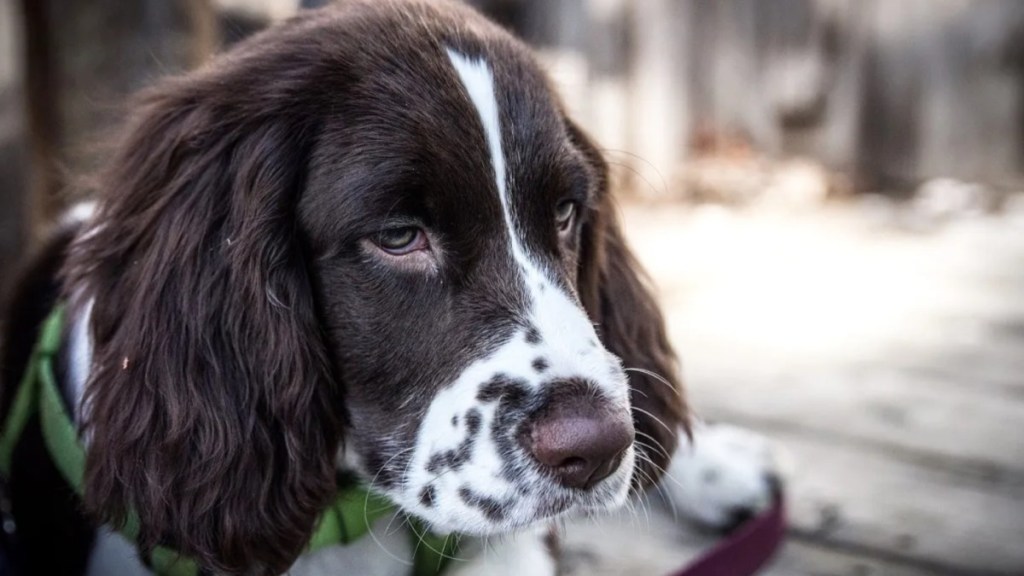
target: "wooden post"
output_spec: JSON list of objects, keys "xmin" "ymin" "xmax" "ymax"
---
[
  {"xmin": 0, "ymin": 0, "xmax": 27, "ymax": 291},
  {"xmin": 19, "ymin": 0, "xmax": 216, "ymax": 244},
  {"xmin": 627, "ymin": 0, "xmax": 690, "ymax": 198}
]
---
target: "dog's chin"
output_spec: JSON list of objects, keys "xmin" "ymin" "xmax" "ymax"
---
[{"xmin": 412, "ymin": 446, "xmax": 637, "ymax": 536}]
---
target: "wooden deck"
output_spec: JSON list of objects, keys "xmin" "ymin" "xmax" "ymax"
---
[{"xmin": 572, "ymin": 201, "xmax": 1024, "ymax": 575}]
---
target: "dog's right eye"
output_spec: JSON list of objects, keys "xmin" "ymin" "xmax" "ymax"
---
[
  {"xmin": 374, "ymin": 226, "xmax": 428, "ymax": 255},
  {"xmin": 555, "ymin": 200, "xmax": 578, "ymax": 232}
]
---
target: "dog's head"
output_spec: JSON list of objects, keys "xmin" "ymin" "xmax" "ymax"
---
[{"xmin": 65, "ymin": 1, "xmax": 686, "ymax": 573}]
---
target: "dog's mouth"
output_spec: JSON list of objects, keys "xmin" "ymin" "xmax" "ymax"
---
[{"xmin": 394, "ymin": 439, "xmax": 636, "ymax": 536}]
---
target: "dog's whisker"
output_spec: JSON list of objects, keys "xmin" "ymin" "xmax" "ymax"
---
[
  {"xmin": 631, "ymin": 465, "xmax": 656, "ymax": 493},
  {"xmin": 365, "ymin": 446, "xmax": 415, "ymax": 495},
  {"xmin": 639, "ymin": 452, "xmax": 680, "ymax": 523},
  {"xmin": 631, "ymin": 406, "xmax": 676, "ymax": 437},
  {"xmin": 622, "ymin": 494, "xmax": 640, "ymax": 528},
  {"xmin": 600, "ymin": 149, "xmax": 670, "ymax": 199},
  {"xmin": 634, "ymin": 442, "xmax": 687, "ymax": 495},
  {"xmin": 483, "ymin": 534, "xmax": 495, "ymax": 561},
  {"xmin": 628, "ymin": 453, "xmax": 657, "ymax": 525},
  {"xmin": 630, "ymin": 450, "xmax": 663, "ymax": 522},
  {"xmin": 362, "ymin": 497, "xmax": 414, "ymax": 567},
  {"xmin": 623, "ymin": 367, "xmax": 677, "ymax": 393},
  {"xmin": 408, "ymin": 519, "xmax": 464, "ymax": 566},
  {"xmin": 362, "ymin": 447, "xmax": 417, "ymax": 565},
  {"xmin": 625, "ymin": 489, "xmax": 649, "ymax": 530},
  {"xmin": 385, "ymin": 446, "xmax": 440, "ymax": 537},
  {"xmin": 634, "ymin": 430, "xmax": 672, "ymax": 461}
]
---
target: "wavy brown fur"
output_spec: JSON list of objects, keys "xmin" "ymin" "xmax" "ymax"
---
[{"xmin": 62, "ymin": 16, "xmax": 344, "ymax": 576}]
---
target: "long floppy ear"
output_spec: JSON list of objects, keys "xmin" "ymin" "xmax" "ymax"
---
[
  {"xmin": 569, "ymin": 121, "xmax": 690, "ymax": 490},
  {"xmin": 64, "ymin": 46, "xmax": 342, "ymax": 575}
]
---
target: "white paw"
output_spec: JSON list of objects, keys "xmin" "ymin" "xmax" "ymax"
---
[{"xmin": 661, "ymin": 422, "xmax": 780, "ymax": 530}]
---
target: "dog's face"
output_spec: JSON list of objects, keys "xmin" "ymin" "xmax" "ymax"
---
[
  {"xmin": 68, "ymin": 1, "xmax": 685, "ymax": 573},
  {"xmin": 302, "ymin": 39, "xmax": 634, "ymax": 532}
]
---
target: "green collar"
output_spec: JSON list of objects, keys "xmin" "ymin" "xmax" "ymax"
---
[{"xmin": 0, "ymin": 305, "xmax": 456, "ymax": 576}]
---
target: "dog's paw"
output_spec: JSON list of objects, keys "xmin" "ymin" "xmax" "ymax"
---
[{"xmin": 660, "ymin": 422, "xmax": 781, "ymax": 531}]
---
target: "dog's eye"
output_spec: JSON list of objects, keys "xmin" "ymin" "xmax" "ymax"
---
[
  {"xmin": 555, "ymin": 200, "xmax": 577, "ymax": 231},
  {"xmin": 375, "ymin": 226, "xmax": 427, "ymax": 254}
]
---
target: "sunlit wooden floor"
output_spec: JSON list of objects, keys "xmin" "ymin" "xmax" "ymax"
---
[{"xmin": 567, "ymin": 199, "xmax": 1024, "ymax": 576}]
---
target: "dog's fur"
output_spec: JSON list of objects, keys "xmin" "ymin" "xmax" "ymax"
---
[{"xmin": 1, "ymin": 2, "xmax": 693, "ymax": 575}]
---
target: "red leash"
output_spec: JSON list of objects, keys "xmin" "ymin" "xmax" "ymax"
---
[{"xmin": 672, "ymin": 492, "xmax": 786, "ymax": 576}]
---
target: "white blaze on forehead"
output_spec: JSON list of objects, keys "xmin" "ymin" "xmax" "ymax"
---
[{"xmin": 445, "ymin": 49, "xmax": 534, "ymax": 276}]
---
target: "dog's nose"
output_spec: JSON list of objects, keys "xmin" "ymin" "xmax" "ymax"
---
[{"xmin": 526, "ymin": 389, "xmax": 635, "ymax": 490}]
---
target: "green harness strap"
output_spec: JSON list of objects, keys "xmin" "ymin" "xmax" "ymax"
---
[{"xmin": 0, "ymin": 306, "xmax": 457, "ymax": 576}]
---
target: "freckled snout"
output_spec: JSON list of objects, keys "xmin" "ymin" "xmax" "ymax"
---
[{"xmin": 523, "ymin": 381, "xmax": 635, "ymax": 490}]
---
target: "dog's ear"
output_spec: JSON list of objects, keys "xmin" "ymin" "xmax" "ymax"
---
[
  {"xmin": 569, "ymin": 120, "xmax": 690, "ymax": 490},
  {"xmin": 65, "ymin": 47, "xmax": 342, "ymax": 575}
]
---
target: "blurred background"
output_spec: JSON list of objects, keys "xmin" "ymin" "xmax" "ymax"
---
[{"xmin": 1, "ymin": 1, "xmax": 1022, "ymax": 574}]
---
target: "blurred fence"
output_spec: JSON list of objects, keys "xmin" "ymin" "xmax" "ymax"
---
[
  {"xmin": 2, "ymin": 0, "xmax": 1024, "ymax": 285},
  {"xmin": 0, "ymin": 0, "xmax": 217, "ymax": 287},
  {"xmin": 471, "ymin": 0, "xmax": 1024, "ymax": 197}
]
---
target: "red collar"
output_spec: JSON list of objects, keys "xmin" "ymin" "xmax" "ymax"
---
[{"xmin": 672, "ymin": 493, "xmax": 786, "ymax": 576}]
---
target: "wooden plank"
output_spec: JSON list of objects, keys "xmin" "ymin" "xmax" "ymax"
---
[
  {"xmin": 684, "ymin": 367, "xmax": 1024, "ymax": 484},
  {"xmin": 616, "ymin": 203, "xmax": 1024, "ymax": 573},
  {"xmin": 745, "ymin": 428, "xmax": 1024, "ymax": 574},
  {"xmin": 761, "ymin": 539, "xmax": 950, "ymax": 576},
  {"xmin": 560, "ymin": 502, "xmax": 723, "ymax": 576},
  {"xmin": 561, "ymin": 489, "xmax": 957, "ymax": 576},
  {"xmin": 563, "ymin": 417, "xmax": 1023, "ymax": 574},
  {"xmin": 565, "ymin": 427, "xmax": 1024, "ymax": 574}
]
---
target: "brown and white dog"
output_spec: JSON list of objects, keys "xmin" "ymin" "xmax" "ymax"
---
[{"xmin": 0, "ymin": 1, "xmax": 776, "ymax": 575}]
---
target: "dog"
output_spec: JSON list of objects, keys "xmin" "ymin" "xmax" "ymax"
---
[{"xmin": 0, "ymin": 1, "xmax": 777, "ymax": 575}]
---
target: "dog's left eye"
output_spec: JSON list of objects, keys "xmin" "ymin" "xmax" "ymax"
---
[
  {"xmin": 375, "ymin": 226, "xmax": 428, "ymax": 255},
  {"xmin": 555, "ymin": 200, "xmax": 577, "ymax": 232}
]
